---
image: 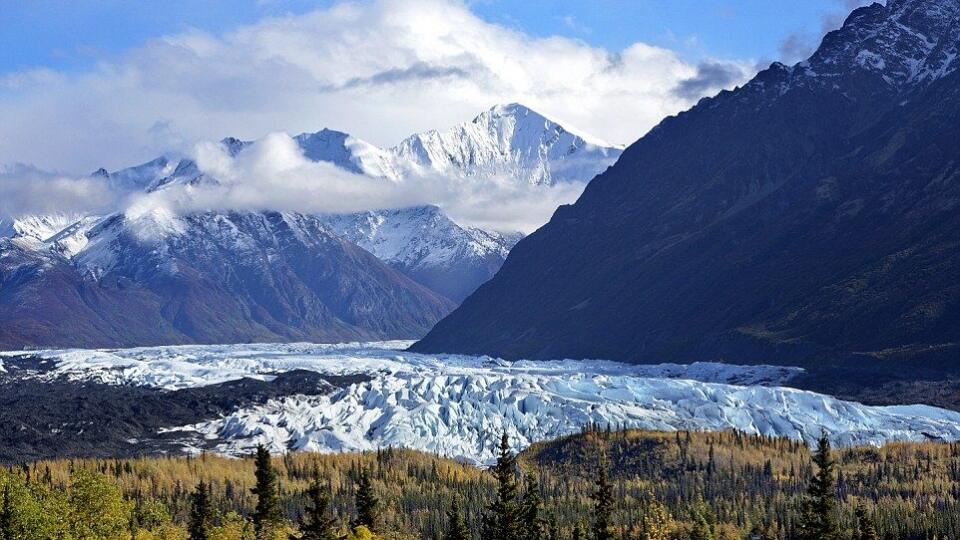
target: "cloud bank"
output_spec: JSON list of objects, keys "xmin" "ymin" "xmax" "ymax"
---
[
  {"xmin": 127, "ymin": 134, "xmax": 586, "ymax": 233},
  {"xmin": 0, "ymin": 0, "xmax": 753, "ymax": 174},
  {"xmin": 0, "ymin": 165, "xmax": 119, "ymax": 219}
]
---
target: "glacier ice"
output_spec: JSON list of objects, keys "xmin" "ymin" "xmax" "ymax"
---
[{"xmin": 8, "ymin": 342, "xmax": 960, "ymax": 464}]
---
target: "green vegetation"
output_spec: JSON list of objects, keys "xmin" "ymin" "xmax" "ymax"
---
[{"xmin": 2, "ymin": 428, "xmax": 959, "ymax": 539}]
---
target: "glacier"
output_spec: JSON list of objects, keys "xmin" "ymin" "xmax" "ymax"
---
[{"xmin": 7, "ymin": 342, "xmax": 960, "ymax": 465}]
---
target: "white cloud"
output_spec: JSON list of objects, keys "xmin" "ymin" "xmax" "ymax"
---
[
  {"xmin": 125, "ymin": 134, "xmax": 584, "ymax": 233},
  {"xmin": 0, "ymin": 165, "xmax": 119, "ymax": 219},
  {"xmin": 0, "ymin": 0, "xmax": 753, "ymax": 174}
]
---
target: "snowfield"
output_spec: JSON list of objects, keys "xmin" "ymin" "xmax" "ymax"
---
[{"xmin": 5, "ymin": 342, "xmax": 960, "ymax": 464}]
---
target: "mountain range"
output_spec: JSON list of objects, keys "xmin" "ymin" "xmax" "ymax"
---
[
  {"xmin": 414, "ymin": 0, "xmax": 960, "ymax": 373},
  {"xmin": 0, "ymin": 104, "xmax": 619, "ymax": 349}
]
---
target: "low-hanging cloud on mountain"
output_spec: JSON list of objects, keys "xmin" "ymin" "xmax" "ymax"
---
[
  {"xmin": 0, "ymin": 165, "xmax": 120, "ymax": 220},
  {"xmin": 125, "ymin": 134, "xmax": 585, "ymax": 233}
]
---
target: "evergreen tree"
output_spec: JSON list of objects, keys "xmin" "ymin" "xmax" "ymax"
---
[
  {"xmin": 519, "ymin": 473, "xmax": 545, "ymax": 539},
  {"xmin": 353, "ymin": 467, "xmax": 379, "ymax": 531},
  {"xmin": 0, "ymin": 484, "xmax": 11, "ymax": 540},
  {"xmin": 297, "ymin": 468, "xmax": 339, "ymax": 540},
  {"xmin": 689, "ymin": 500, "xmax": 713, "ymax": 540},
  {"xmin": 251, "ymin": 445, "xmax": 283, "ymax": 539},
  {"xmin": 590, "ymin": 455, "xmax": 614, "ymax": 540},
  {"xmin": 444, "ymin": 499, "xmax": 471, "ymax": 540},
  {"xmin": 481, "ymin": 433, "xmax": 521, "ymax": 540},
  {"xmin": 855, "ymin": 504, "xmax": 878, "ymax": 540},
  {"xmin": 188, "ymin": 480, "xmax": 213, "ymax": 540},
  {"xmin": 796, "ymin": 435, "xmax": 840, "ymax": 540},
  {"xmin": 571, "ymin": 523, "xmax": 584, "ymax": 540}
]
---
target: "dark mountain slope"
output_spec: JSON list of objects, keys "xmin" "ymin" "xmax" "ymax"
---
[{"xmin": 413, "ymin": 0, "xmax": 960, "ymax": 365}]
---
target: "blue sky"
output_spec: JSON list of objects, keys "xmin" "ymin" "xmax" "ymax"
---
[
  {"xmin": 0, "ymin": 0, "xmax": 872, "ymax": 174},
  {"xmin": 1, "ymin": 0, "xmax": 861, "ymax": 75}
]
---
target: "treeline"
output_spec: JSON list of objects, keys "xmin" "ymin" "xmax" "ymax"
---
[{"xmin": 2, "ymin": 428, "xmax": 959, "ymax": 539}]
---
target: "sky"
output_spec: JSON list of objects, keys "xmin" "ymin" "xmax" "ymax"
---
[{"xmin": 0, "ymin": 0, "xmax": 874, "ymax": 231}]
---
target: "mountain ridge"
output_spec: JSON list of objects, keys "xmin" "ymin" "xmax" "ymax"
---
[
  {"xmin": 412, "ymin": 0, "xmax": 960, "ymax": 371},
  {"xmin": 0, "ymin": 103, "xmax": 617, "ymax": 349}
]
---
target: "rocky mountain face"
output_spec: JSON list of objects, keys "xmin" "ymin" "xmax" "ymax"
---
[
  {"xmin": 319, "ymin": 206, "xmax": 522, "ymax": 303},
  {"xmin": 413, "ymin": 0, "xmax": 960, "ymax": 369},
  {"xmin": 0, "ymin": 209, "xmax": 453, "ymax": 349}
]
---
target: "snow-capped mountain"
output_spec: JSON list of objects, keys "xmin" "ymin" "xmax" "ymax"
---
[
  {"xmin": 391, "ymin": 103, "xmax": 622, "ymax": 186},
  {"xmin": 0, "ymin": 209, "xmax": 453, "ymax": 349},
  {"xmin": 10, "ymin": 341, "xmax": 960, "ymax": 465},
  {"xmin": 288, "ymin": 103, "xmax": 621, "ymax": 185},
  {"xmin": 768, "ymin": 0, "xmax": 960, "ymax": 93},
  {"xmin": 319, "ymin": 206, "xmax": 523, "ymax": 302},
  {"xmin": 270, "ymin": 103, "xmax": 619, "ymax": 301},
  {"xmin": 0, "ymin": 103, "xmax": 618, "ymax": 348}
]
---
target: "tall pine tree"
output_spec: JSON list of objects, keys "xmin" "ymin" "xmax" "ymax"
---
[
  {"xmin": 444, "ymin": 499, "xmax": 471, "ymax": 540},
  {"xmin": 352, "ymin": 467, "xmax": 379, "ymax": 532},
  {"xmin": 481, "ymin": 433, "xmax": 521, "ymax": 540},
  {"xmin": 855, "ymin": 504, "xmax": 878, "ymax": 540},
  {"xmin": 519, "ymin": 473, "xmax": 545, "ymax": 540},
  {"xmin": 796, "ymin": 435, "xmax": 840, "ymax": 540},
  {"xmin": 296, "ymin": 468, "xmax": 339, "ymax": 540},
  {"xmin": 591, "ymin": 454, "xmax": 614, "ymax": 540},
  {"xmin": 251, "ymin": 445, "xmax": 283, "ymax": 539},
  {"xmin": 188, "ymin": 480, "xmax": 213, "ymax": 540}
]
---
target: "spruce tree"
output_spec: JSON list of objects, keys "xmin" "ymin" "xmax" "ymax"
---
[
  {"xmin": 571, "ymin": 523, "xmax": 584, "ymax": 540},
  {"xmin": 444, "ymin": 499, "xmax": 471, "ymax": 540},
  {"xmin": 352, "ymin": 467, "xmax": 378, "ymax": 531},
  {"xmin": 689, "ymin": 503, "xmax": 713, "ymax": 540},
  {"xmin": 0, "ymin": 484, "xmax": 11, "ymax": 540},
  {"xmin": 480, "ymin": 433, "xmax": 521, "ymax": 540},
  {"xmin": 855, "ymin": 504, "xmax": 878, "ymax": 540},
  {"xmin": 590, "ymin": 456, "xmax": 614, "ymax": 540},
  {"xmin": 297, "ymin": 468, "xmax": 339, "ymax": 540},
  {"xmin": 251, "ymin": 445, "xmax": 283, "ymax": 539},
  {"xmin": 519, "ymin": 473, "xmax": 545, "ymax": 540},
  {"xmin": 188, "ymin": 480, "xmax": 213, "ymax": 540},
  {"xmin": 796, "ymin": 435, "xmax": 840, "ymax": 540}
]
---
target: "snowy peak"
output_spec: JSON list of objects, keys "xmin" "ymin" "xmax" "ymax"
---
[
  {"xmin": 294, "ymin": 128, "xmax": 361, "ymax": 173},
  {"xmin": 803, "ymin": 0, "xmax": 960, "ymax": 88},
  {"xmin": 322, "ymin": 205, "xmax": 518, "ymax": 268},
  {"xmin": 220, "ymin": 137, "xmax": 251, "ymax": 157},
  {"xmin": 393, "ymin": 103, "xmax": 621, "ymax": 185},
  {"xmin": 294, "ymin": 128, "xmax": 401, "ymax": 180},
  {"xmin": 319, "ymin": 205, "xmax": 523, "ymax": 302},
  {"xmin": 104, "ymin": 156, "xmax": 178, "ymax": 192},
  {"xmin": 9, "ymin": 213, "xmax": 100, "ymax": 258}
]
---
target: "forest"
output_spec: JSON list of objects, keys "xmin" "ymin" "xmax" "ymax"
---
[{"xmin": 1, "ymin": 427, "xmax": 957, "ymax": 540}]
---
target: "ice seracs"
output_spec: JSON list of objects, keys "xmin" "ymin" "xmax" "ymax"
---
[{"xmin": 9, "ymin": 342, "xmax": 960, "ymax": 465}]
